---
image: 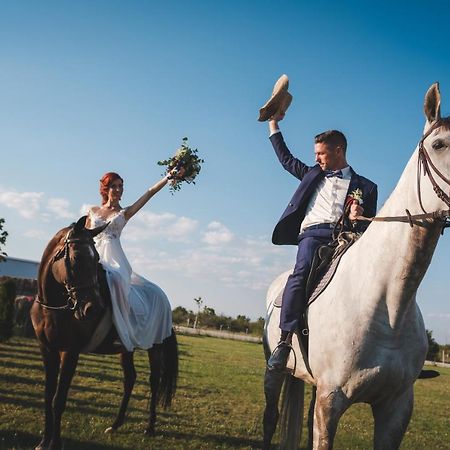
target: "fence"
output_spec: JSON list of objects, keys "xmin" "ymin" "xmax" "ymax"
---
[{"xmin": 175, "ymin": 325, "xmax": 262, "ymax": 343}]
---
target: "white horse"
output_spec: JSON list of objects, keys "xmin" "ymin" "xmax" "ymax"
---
[{"xmin": 263, "ymin": 83, "xmax": 449, "ymax": 450}]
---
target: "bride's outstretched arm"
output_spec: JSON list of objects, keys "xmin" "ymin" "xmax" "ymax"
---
[
  {"xmin": 124, "ymin": 175, "xmax": 170, "ymax": 221},
  {"xmin": 124, "ymin": 167, "xmax": 184, "ymax": 221}
]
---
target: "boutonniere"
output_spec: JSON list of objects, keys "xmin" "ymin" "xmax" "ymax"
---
[{"xmin": 346, "ymin": 188, "xmax": 364, "ymax": 206}]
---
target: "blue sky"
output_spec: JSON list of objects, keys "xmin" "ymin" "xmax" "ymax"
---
[{"xmin": 1, "ymin": 1, "xmax": 449, "ymax": 343}]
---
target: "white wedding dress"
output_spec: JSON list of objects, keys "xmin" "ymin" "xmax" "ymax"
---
[{"xmin": 89, "ymin": 208, "xmax": 172, "ymax": 351}]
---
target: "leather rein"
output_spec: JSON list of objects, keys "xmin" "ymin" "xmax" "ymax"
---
[
  {"xmin": 358, "ymin": 119, "xmax": 450, "ymax": 228},
  {"xmin": 36, "ymin": 229, "xmax": 98, "ymax": 311}
]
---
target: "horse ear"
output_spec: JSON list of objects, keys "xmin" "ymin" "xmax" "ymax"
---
[
  {"xmin": 88, "ymin": 222, "xmax": 109, "ymax": 238},
  {"xmin": 74, "ymin": 216, "xmax": 88, "ymax": 233},
  {"xmin": 424, "ymin": 82, "xmax": 441, "ymax": 124}
]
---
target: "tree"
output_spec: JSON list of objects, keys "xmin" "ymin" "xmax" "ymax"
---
[
  {"xmin": 426, "ymin": 329, "xmax": 440, "ymax": 361},
  {"xmin": 172, "ymin": 306, "xmax": 190, "ymax": 325},
  {"xmin": 0, "ymin": 218, "xmax": 7, "ymax": 261},
  {"xmin": 230, "ymin": 315, "xmax": 251, "ymax": 333},
  {"xmin": 193, "ymin": 296, "xmax": 203, "ymax": 329},
  {"xmin": 203, "ymin": 306, "xmax": 215, "ymax": 316},
  {"xmin": 0, "ymin": 279, "xmax": 16, "ymax": 341},
  {"xmin": 249, "ymin": 317, "xmax": 265, "ymax": 337}
]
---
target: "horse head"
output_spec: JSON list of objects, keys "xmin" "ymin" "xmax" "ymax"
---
[
  {"xmin": 50, "ymin": 216, "xmax": 108, "ymax": 320},
  {"xmin": 414, "ymin": 83, "xmax": 450, "ymax": 213}
]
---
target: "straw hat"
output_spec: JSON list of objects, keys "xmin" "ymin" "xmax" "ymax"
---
[{"xmin": 258, "ymin": 74, "xmax": 293, "ymax": 122}]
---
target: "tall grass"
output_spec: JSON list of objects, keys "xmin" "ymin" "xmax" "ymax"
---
[{"xmin": 0, "ymin": 336, "xmax": 448, "ymax": 449}]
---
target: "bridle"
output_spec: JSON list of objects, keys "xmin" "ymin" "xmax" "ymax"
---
[
  {"xmin": 357, "ymin": 119, "xmax": 450, "ymax": 228},
  {"xmin": 417, "ymin": 119, "xmax": 450, "ymax": 212},
  {"xmin": 36, "ymin": 229, "xmax": 99, "ymax": 311}
]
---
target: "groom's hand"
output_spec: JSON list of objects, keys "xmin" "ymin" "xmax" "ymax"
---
[
  {"xmin": 349, "ymin": 200, "xmax": 363, "ymax": 221},
  {"xmin": 270, "ymin": 110, "xmax": 285, "ymax": 122}
]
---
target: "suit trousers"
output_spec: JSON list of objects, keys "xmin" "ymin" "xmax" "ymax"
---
[{"xmin": 280, "ymin": 227, "xmax": 333, "ymax": 333}]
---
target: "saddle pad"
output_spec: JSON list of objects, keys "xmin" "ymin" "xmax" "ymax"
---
[
  {"xmin": 274, "ymin": 287, "xmax": 284, "ymax": 308},
  {"xmin": 273, "ymin": 232, "xmax": 359, "ymax": 309},
  {"xmin": 307, "ymin": 251, "xmax": 346, "ymax": 305},
  {"xmin": 307, "ymin": 234, "xmax": 358, "ymax": 305}
]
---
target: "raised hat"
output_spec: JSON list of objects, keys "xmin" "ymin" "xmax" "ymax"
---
[{"xmin": 258, "ymin": 74, "xmax": 293, "ymax": 122}]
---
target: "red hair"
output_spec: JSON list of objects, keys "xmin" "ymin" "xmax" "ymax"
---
[{"xmin": 99, "ymin": 172, "xmax": 123, "ymax": 205}]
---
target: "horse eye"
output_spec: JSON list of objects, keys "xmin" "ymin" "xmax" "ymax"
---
[{"xmin": 432, "ymin": 139, "xmax": 445, "ymax": 151}]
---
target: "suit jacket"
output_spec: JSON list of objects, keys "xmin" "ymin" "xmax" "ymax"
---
[{"xmin": 270, "ymin": 132, "xmax": 378, "ymax": 245}]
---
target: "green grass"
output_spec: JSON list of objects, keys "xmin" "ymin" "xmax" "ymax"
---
[{"xmin": 0, "ymin": 336, "xmax": 449, "ymax": 449}]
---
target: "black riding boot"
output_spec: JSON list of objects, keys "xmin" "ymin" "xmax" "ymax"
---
[{"xmin": 266, "ymin": 331, "xmax": 293, "ymax": 373}]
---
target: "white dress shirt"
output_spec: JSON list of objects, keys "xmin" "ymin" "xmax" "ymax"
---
[{"xmin": 300, "ymin": 166, "xmax": 351, "ymax": 232}]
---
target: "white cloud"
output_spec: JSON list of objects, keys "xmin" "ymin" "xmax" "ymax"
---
[
  {"xmin": 79, "ymin": 204, "xmax": 95, "ymax": 216},
  {"xmin": 0, "ymin": 190, "xmax": 44, "ymax": 218},
  {"xmin": 124, "ymin": 231, "xmax": 293, "ymax": 292},
  {"xmin": 123, "ymin": 211, "xmax": 198, "ymax": 242},
  {"xmin": 23, "ymin": 229, "xmax": 47, "ymax": 240},
  {"xmin": 425, "ymin": 313, "xmax": 450, "ymax": 319},
  {"xmin": 202, "ymin": 221, "xmax": 234, "ymax": 245},
  {"xmin": 0, "ymin": 188, "xmax": 75, "ymax": 221},
  {"xmin": 47, "ymin": 198, "xmax": 74, "ymax": 219}
]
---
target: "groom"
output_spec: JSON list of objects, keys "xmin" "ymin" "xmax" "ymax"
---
[{"xmin": 266, "ymin": 112, "xmax": 378, "ymax": 372}]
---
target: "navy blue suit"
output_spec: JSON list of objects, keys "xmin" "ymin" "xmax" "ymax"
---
[{"xmin": 270, "ymin": 132, "xmax": 377, "ymax": 332}]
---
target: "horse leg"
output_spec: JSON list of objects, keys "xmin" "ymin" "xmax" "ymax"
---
[
  {"xmin": 312, "ymin": 386, "xmax": 349, "ymax": 450},
  {"xmin": 145, "ymin": 346, "xmax": 161, "ymax": 436},
  {"xmin": 262, "ymin": 368, "xmax": 285, "ymax": 450},
  {"xmin": 35, "ymin": 348, "xmax": 60, "ymax": 450},
  {"xmin": 106, "ymin": 351, "xmax": 136, "ymax": 433},
  {"xmin": 371, "ymin": 387, "xmax": 413, "ymax": 450},
  {"xmin": 49, "ymin": 351, "xmax": 79, "ymax": 450}
]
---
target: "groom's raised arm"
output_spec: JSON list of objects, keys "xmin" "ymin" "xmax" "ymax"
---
[{"xmin": 269, "ymin": 119, "xmax": 310, "ymax": 180}]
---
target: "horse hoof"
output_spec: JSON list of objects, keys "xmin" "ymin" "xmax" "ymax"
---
[{"xmin": 104, "ymin": 427, "xmax": 115, "ymax": 434}]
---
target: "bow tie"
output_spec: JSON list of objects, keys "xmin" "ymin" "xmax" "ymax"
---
[{"xmin": 325, "ymin": 170, "xmax": 343, "ymax": 178}]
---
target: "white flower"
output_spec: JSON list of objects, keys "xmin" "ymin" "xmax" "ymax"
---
[{"xmin": 349, "ymin": 188, "xmax": 363, "ymax": 205}]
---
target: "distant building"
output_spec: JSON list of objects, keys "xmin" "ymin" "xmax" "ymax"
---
[{"xmin": 0, "ymin": 256, "xmax": 39, "ymax": 280}]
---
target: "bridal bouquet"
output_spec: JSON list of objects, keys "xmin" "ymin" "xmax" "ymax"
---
[{"xmin": 158, "ymin": 137, "xmax": 205, "ymax": 193}]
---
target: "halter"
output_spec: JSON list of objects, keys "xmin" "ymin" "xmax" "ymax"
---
[{"xmin": 36, "ymin": 229, "xmax": 99, "ymax": 311}]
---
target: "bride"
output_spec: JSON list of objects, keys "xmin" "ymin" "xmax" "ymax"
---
[{"xmin": 86, "ymin": 168, "xmax": 184, "ymax": 351}]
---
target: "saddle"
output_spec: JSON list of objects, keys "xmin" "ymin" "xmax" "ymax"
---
[
  {"xmin": 273, "ymin": 231, "xmax": 361, "ymax": 309},
  {"xmin": 273, "ymin": 231, "xmax": 361, "ymax": 377},
  {"xmin": 306, "ymin": 231, "xmax": 361, "ymax": 306}
]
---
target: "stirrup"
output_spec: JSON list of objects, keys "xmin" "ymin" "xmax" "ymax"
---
[{"xmin": 268, "ymin": 340, "xmax": 297, "ymax": 374}]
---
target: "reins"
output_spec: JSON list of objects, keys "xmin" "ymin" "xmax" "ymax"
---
[{"xmin": 36, "ymin": 229, "xmax": 98, "ymax": 311}]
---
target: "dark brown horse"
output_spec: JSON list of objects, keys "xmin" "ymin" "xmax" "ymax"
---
[{"xmin": 30, "ymin": 216, "xmax": 178, "ymax": 450}]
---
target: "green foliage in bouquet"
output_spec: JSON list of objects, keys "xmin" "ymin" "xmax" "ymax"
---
[{"xmin": 158, "ymin": 137, "xmax": 205, "ymax": 193}]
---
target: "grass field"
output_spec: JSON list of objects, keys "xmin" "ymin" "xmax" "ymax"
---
[{"xmin": 0, "ymin": 335, "xmax": 449, "ymax": 450}]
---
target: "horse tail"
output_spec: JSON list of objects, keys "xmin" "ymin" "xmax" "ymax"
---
[
  {"xmin": 278, "ymin": 375, "xmax": 305, "ymax": 450},
  {"xmin": 158, "ymin": 327, "xmax": 179, "ymax": 408}
]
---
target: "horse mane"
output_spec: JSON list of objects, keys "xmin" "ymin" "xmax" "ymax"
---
[{"xmin": 37, "ymin": 226, "xmax": 72, "ymax": 305}]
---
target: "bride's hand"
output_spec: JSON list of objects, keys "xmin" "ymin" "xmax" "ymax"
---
[{"xmin": 168, "ymin": 166, "xmax": 186, "ymax": 180}]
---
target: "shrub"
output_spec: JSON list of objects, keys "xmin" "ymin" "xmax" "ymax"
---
[
  {"xmin": 0, "ymin": 279, "xmax": 16, "ymax": 341},
  {"xmin": 426, "ymin": 329, "xmax": 440, "ymax": 361}
]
